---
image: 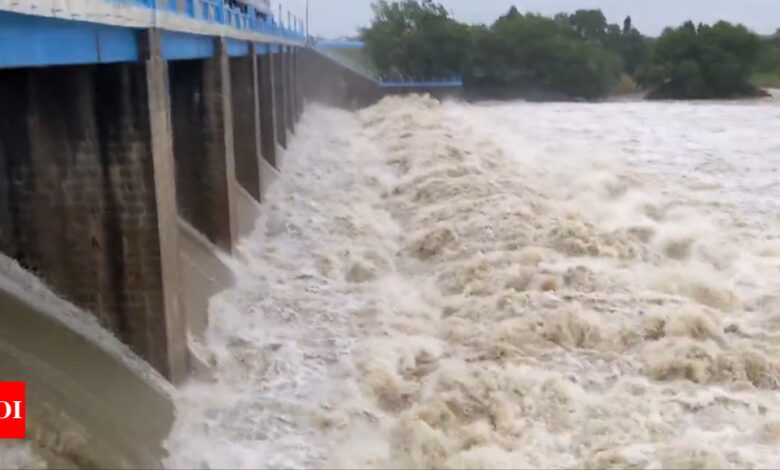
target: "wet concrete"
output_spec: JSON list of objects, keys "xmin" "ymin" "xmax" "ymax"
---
[{"xmin": 0, "ymin": 254, "xmax": 174, "ymax": 469}]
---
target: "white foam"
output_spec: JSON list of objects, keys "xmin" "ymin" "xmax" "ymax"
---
[{"xmin": 167, "ymin": 95, "xmax": 780, "ymax": 469}]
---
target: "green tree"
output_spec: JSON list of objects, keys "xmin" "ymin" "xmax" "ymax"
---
[
  {"xmin": 359, "ymin": 2, "xmax": 768, "ymax": 100},
  {"xmin": 650, "ymin": 20, "xmax": 763, "ymax": 98},
  {"xmin": 361, "ymin": 0, "xmax": 468, "ymax": 80},
  {"xmin": 568, "ymin": 9, "xmax": 609, "ymax": 43},
  {"xmin": 364, "ymin": 2, "xmax": 625, "ymax": 99},
  {"xmin": 556, "ymin": 11, "xmax": 652, "ymax": 82},
  {"xmin": 620, "ymin": 17, "xmax": 653, "ymax": 79},
  {"xmin": 462, "ymin": 9, "xmax": 622, "ymax": 99},
  {"xmin": 756, "ymin": 28, "xmax": 780, "ymax": 74}
]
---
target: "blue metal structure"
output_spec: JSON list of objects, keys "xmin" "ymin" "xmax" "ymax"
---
[
  {"xmin": 109, "ymin": 0, "xmax": 304, "ymax": 39},
  {"xmin": 315, "ymin": 39, "xmax": 365, "ymax": 49},
  {"xmin": 380, "ymin": 79, "xmax": 464, "ymax": 89},
  {"xmin": 0, "ymin": 0, "xmax": 304, "ymax": 69},
  {"xmin": 0, "ymin": 0, "xmax": 461, "ymax": 90}
]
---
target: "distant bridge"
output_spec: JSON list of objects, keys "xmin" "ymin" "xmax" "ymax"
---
[
  {"xmin": 313, "ymin": 39, "xmax": 464, "ymax": 89},
  {"xmin": 315, "ymin": 39, "xmax": 365, "ymax": 49}
]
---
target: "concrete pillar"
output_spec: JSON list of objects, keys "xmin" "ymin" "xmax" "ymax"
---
[
  {"xmin": 294, "ymin": 47, "xmax": 304, "ymax": 120},
  {"xmin": 0, "ymin": 29, "xmax": 188, "ymax": 382},
  {"xmin": 218, "ymin": 39, "xmax": 240, "ymax": 250},
  {"xmin": 284, "ymin": 46, "xmax": 296, "ymax": 134},
  {"xmin": 142, "ymin": 29, "xmax": 188, "ymax": 383},
  {"xmin": 229, "ymin": 47, "xmax": 261, "ymax": 202},
  {"xmin": 257, "ymin": 46, "xmax": 278, "ymax": 168},
  {"xmin": 289, "ymin": 47, "xmax": 298, "ymax": 123},
  {"xmin": 168, "ymin": 39, "xmax": 236, "ymax": 252},
  {"xmin": 272, "ymin": 47, "xmax": 288, "ymax": 149}
]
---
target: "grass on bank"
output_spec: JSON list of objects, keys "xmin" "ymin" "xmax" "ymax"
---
[{"xmin": 752, "ymin": 72, "xmax": 780, "ymax": 88}]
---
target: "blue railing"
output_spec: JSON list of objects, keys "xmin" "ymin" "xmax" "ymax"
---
[
  {"xmin": 316, "ymin": 40, "xmax": 365, "ymax": 49},
  {"xmin": 380, "ymin": 79, "xmax": 463, "ymax": 89},
  {"xmin": 111, "ymin": 0, "xmax": 305, "ymax": 41}
]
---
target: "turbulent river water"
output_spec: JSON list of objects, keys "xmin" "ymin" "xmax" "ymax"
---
[{"xmin": 166, "ymin": 93, "xmax": 780, "ymax": 469}]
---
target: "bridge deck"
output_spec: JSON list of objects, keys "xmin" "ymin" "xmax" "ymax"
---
[
  {"xmin": 0, "ymin": 0, "xmax": 303, "ymax": 68},
  {"xmin": 313, "ymin": 42, "xmax": 463, "ymax": 89}
]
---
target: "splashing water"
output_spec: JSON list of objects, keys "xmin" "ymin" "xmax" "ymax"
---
[{"xmin": 166, "ymin": 94, "xmax": 780, "ymax": 469}]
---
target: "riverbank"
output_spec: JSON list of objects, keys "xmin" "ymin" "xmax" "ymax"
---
[
  {"xmin": 753, "ymin": 72, "xmax": 780, "ymax": 88},
  {"xmin": 646, "ymin": 82, "xmax": 772, "ymax": 100}
]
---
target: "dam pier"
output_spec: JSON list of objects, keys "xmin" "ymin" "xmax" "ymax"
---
[
  {"xmin": 0, "ymin": 1, "xmax": 461, "ymax": 466},
  {"xmin": 0, "ymin": 4, "xmax": 306, "ymax": 384}
]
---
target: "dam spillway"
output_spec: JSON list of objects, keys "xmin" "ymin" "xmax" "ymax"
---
[
  {"xmin": 7, "ymin": 2, "xmax": 775, "ymax": 469},
  {"xmin": 167, "ymin": 95, "xmax": 780, "ymax": 468},
  {"xmin": 0, "ymin": 1, "xmax": 460, "ymax": 466}
]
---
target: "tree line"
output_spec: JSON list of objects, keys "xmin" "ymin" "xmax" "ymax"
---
[{"xmin": 361, "ymin": 0, "xmax": 779, "ymax": 100}]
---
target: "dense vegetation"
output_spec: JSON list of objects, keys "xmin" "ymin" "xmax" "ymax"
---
[
  {"xmin": 361, "ymin": 1, "xmax": 469, "ymax": 81},
  {"xmin": 646, "ymin": 21, "xmax": 766, "ymax": 99},
  {"xmin": 462, "ymin": 8, "xmax": 624, "ymax": 99},
  {"xmin": 755, "ymin": 29, "xmax": 780, "ymax": 87},
  {"xmin": 361, "ymin": 0, "xmax": 777, "ymax": 100}
]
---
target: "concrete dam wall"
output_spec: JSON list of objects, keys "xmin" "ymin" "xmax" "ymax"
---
[
  {"xmin": 0, "ymin": 29, "xmax": 304, "ymax": 383},
  {"xmin": 0, "ymin": 3, "xmax": 306, "ymax": 465},
  {"xmin": 0, "ymin": 2, "xmax": 462, "ymax": 466},
  {"xmin": 0, "ymin": 253, "xmax": 173, "ymax": 468}
]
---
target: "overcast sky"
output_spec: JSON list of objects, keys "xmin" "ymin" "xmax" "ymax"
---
[{"xmin": 275, "ymin": 0, "xmax": 779, "ymax": 38}]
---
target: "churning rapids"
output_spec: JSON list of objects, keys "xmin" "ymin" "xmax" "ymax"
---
[{"xmin": 166, "ymin": 94, "xmax": 780, "ymax": 469}]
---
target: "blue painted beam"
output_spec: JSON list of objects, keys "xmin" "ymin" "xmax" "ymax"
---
[
  {"xmin": 161, "ymin": 31, "xmax": 215, "ymax": 61},
  {"xmin": 255, "ymin": 43, "xmax": 270, "ymax": 55},
  {"xmin": 0, "ymin": 11, "xmax": 139, "ymax": 68},
  {"xmin": 97, "ymin": 26, "xmax": 140, "ymax": 64},
  {"xmin": 226, "ymin": 38, "xmax": 249, "ymax": 57}
]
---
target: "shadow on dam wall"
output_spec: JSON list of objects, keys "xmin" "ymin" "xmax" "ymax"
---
[{"xmin": 0, "ymin": 253, "xmax": 173, "ymax": 468}]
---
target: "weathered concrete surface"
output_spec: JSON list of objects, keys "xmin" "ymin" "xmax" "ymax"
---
[
  {"xmin": 293, "ymin": 48, "xmax": 304, "ymax": 120},
  {"xmin": 177, "ymin": 181, "xmax": 257, "ymax": 362},
  {"xmin": 216, "ymin": 38, "xmax": 241, "ymax": 252},
  {"xmin": 177, "ymin": 218, "xmax": 234, "ymax": 341},
  {"xmin": 0, "ymin": 50, "xmax": 186, "ymax": 380},
  {"xmin": 0, "ymin": 254, "xmax": 173, "ymax": 469},
  {"xmin": 142, "ymin": 28, "xmax": 188, "ymax": 383},
  {"xmin": 0, "ymin": 27, "xmax": 417, "ymax": 396},
  {"xmin": 283, "ymin": 47, "xmax": 296, "ymax": 133},
  {"xmin": 168, "ymin": 46, "xmax": 235, "ymax": 253},
  {"xmin": 229, "ymin": 52, "xmax": 262, "ymax": 202},
  {"xmin": 272, "ymin": 49, "xmax": 288, "ymax": 149},
  {"xmin": 257, "ymin": 51, "xmax": 278, "ymax": 168},
  {"xmin": 259, "ymin": 154, "xmax": 280, "ymax": 197},
  {"xmin": 233, "ymin": 183, "xmax": 262, "ymax": 240}
]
